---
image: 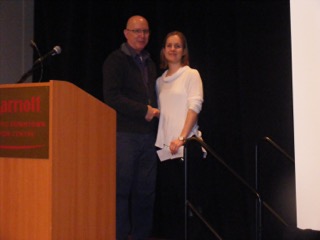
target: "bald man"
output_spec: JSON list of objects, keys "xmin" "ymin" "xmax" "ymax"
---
[{"xmin": 102, "ymin": 15, "xmax": 159, "ymax": 240}]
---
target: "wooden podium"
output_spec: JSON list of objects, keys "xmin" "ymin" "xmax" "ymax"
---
[{"xmin": 0, "ymin": 80, "xmax": 116, "ymax": 240}]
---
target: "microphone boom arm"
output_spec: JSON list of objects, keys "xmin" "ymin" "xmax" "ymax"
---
[
  {"xmin": 17, "ymin": 64, "xmax": 41, "ymax": 83},
  {"xmin": 17, "ymin": 45, "xmax": 61, "ymax": 84}
]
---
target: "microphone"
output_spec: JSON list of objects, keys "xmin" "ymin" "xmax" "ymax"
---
[
  {"xmin": 17, "ymin": 44, "xmax": 62, "ymax": 83},
  {"xmin": 33, "ymin": 45, "xmax": 62, "ymax": 65}
]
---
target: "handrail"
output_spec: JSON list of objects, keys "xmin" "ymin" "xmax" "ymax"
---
[
  {"xmin": 255, "ymin": 136, "xmax": 294, "ymax": 194},
  {"xmin": 184, "ymin": 136, "xmax": 289, "ymax": 240},
  {"xmin": 254, "ymin": 136, "xmax": 295, "ymax": 233},
  {"xmin": 183, "ymin": 144, "xmax": 224, "ymax": 240},
  {"xmin": 187, "ymin": 200, "xmax": 223, "ymax": 240},
  {"xmin": 261, "ymin": 136, "xmax": 294, "ymax": 164}
]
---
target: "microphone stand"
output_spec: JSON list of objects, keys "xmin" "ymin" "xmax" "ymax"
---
[
  {"xmin": 17, "ymin": 63, "xmax": 41, "ymax": 83},
  {"xmin": 30, "ymin": 40, "xmax": 44, "ymax": 82},
  {"xmin": 17, "ymin": 40, "xmax": 42, "ymax": 84},
  {"xmin": 17, "ymin": 43, "xmax": 61, "ymax": 84}
]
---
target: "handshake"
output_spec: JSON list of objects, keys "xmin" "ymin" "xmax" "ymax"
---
[{"xmin": 145, "ymin": 105, "xmax": 160, "ymax": 121}]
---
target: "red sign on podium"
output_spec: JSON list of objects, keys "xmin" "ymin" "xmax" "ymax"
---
[{"xmin": 0, "ymin": 86, "xmax": 49, "ymax": 158}]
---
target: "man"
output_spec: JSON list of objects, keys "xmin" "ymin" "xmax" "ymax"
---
[{"xmin": 102, "ymin": 15, "xmax": 159, "ymax": 240}]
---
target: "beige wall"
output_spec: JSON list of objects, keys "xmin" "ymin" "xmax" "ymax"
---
[
  {"xmin": 0, "ymin": 0, "xmax": 34, "ymax": 84},
  {"xmin": 291, "ymin": 0, "xmax": 320, "ymax": 230}
]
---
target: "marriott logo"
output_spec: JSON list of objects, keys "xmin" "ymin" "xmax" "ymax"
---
[{"xmin": 0, "ymin": 96, "xmax": 41, "ymax": 114}]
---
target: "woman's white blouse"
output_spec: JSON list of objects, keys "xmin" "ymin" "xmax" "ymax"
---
[{"xmin": 155, "ymin": 66, "xmax": 204, "ymax": 160}]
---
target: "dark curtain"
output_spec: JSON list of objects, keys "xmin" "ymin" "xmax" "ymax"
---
[{"xmin": 34, "ymin": 1, "xmax": 295, "ymax": 239}]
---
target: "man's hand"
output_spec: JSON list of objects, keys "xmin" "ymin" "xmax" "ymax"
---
[{"xmin": 145, "ymin": 105, "xmax": 160, "ymax": 121}]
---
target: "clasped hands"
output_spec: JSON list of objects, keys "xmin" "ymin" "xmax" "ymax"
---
[
  {"xmin": 145, "ymin": 105, "xmax": 160, "ymax": 121},
  {"xmin": 145, "ymin": 105, "xmax": 184, "ymax": 154}
]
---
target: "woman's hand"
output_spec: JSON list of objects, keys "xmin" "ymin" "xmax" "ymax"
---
[{"xmin": 169, "ymin": 138, "xmax": 185, "ymax": 155}]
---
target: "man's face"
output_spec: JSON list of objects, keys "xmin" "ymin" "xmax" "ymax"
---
[{"xmin": 124, "ymin": 17, "xmax": 150, "ymax": 53}]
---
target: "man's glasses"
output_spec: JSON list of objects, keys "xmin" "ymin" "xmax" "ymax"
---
[{"xmin": 126, "ymin": 29, "xmax": 150, "ymax": 35}]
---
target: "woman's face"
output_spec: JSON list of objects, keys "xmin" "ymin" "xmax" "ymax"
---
[{"xmin": 163, "ymin": 35, "xmax": 184, "ymax": 65}]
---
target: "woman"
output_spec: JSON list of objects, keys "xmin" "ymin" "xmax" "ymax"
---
[{"xmin": 154, "ymin": 31, "xmax": 204, "ymax": 239}]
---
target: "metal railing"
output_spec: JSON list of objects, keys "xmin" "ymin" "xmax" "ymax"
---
[
  {"xmin": 255, "ymin": 136, "xmax": 295, "ymax": 235},
  {"xmin": 183, "ymin": 136, "xmax": 289, "ymax": 240}
]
